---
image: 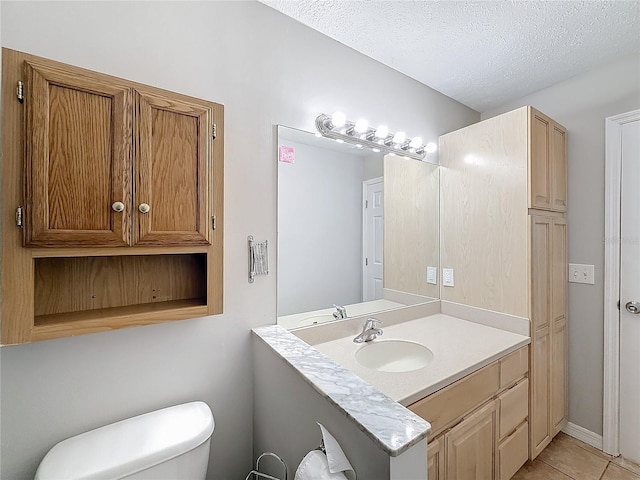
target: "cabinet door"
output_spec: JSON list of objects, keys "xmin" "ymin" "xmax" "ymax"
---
[
  {"xmin": 133, "ymin": 89, "xmax": 212, "ymax": 246},
  {"xmin": 550, "ymin": 124, "xmax": 567, "ymax": 212},
  {"xmin": 551, "ymin": 218, "xmax": 568, "ymax": 434},
  {"xmin": 529, "ymin": 108, "xmax": 552, "ymax": 211},
  {"xmin": 530, "ymin": 326, "xmax": 551, "ymax": 458},
  {"xmin": 445, "ymin": 401, "xmax": 497, "ymax": 480},
  {"xmin": 530, "ymin": 215, "xmax": 551, "ymax": 330},
  {"xmin": 428, "ymin": 437, "xmax": 445, "ymax": 480},
  {"xmin": 529, "ymin": 214, "xmax": 553, "ymax": 458},
  {"xmin": 23, "ymin": 60, "xmax": 132, "ymax": 247}
]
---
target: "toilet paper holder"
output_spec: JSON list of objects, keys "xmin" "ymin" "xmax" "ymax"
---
[{"xmin": 245, "ymin": 451, "xmax": 288, "ymax": 480}]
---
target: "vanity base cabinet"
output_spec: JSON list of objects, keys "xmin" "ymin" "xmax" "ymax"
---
[{"xmin": 411, "ymin": 346, "xmax": 529, "ymax": 480}]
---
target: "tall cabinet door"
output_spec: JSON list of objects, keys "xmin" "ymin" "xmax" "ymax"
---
[
  {"xmin": 133, "ymin": 89, "xmax": 212, "ymax": 246},
  {"xmin": 551, "ymin": 217, "xmax": 568, "ymax": 435},
  {"xmin": 529, "ymin": 109, "xmax": 552, "ymax": 211},
  {"xmin": 23, "ymin": 60, "xmax": 132, "ymax": 247},
  {"xmin": 529, "ymin": 107, "xmax": 567, "ymax": 213},
  {"xmin": 550, "ymin": 123, "xmax": 567, "ymax": 212},
  {"xmin": 530, "ymin": 215, "xmax": 552, "ymax": 458}
]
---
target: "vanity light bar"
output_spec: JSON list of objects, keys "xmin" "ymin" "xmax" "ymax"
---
[{"xmin": 315, "ymin": 113, "xmax": 436, "ymax": 161}]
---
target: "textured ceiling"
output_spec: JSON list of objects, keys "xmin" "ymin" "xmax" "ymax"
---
[{"xmin": 260, "ymin": 0, "xmax": 640, "ymax": 112}]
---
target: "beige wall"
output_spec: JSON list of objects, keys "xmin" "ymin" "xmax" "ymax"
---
[
  {"xmin": 482, "ymin": 54, "xmax": 640, "ymax": 435},
  {"xmin": 0, "ymin": 2, "xmax": 479, "ymax": 478}
]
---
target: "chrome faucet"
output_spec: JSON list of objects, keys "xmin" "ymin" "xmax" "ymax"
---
[
  {"xmin": 333, "ymin": 304, "xmax": 347, "ymax": 320},
  {"xmin": 353, "ymin": 317, "xmax": 383, "ymax": 343}
]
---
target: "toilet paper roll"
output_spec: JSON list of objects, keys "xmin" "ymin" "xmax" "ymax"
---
[
  {"xmin": 294, "ymin": 423, "xmax": 356, "ymax": 480},
  {"xmin": 294, "ymin": 451, "xmax": 347, "ymax": 480}
]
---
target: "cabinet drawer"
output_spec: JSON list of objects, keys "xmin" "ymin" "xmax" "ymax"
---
[
  {"xmin": 499, "ymin": 378, "xmax": 529, "ymax": 439},
  {"xmin": 498, "ymin": 421, "xmax": 529, "ymax": 480},
  {"xmin": 500, "ymin": 346, "xmax": 528, "ymax": 388},
  {"xmin": 409, "ymin": 362, "xmax": 500, "ymax": 437}
]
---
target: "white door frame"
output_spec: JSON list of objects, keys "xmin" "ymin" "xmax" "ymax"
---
[
  {"xmin": 603, "ymin": 108, "xmax": 640, "ymax": 456},
  {"xmin": 362, "ymin": 176, "xmax": 383, "ymax": 302}
]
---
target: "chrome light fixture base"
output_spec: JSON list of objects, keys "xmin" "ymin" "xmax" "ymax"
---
[{"xmin": 315, "ymin": 113, "xmax": 432, "ymax": 161}]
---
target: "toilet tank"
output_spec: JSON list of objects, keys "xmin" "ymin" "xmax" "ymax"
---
[{"xmin": 35, "ymin": 401, "xmax": 214, "ymax": 480}]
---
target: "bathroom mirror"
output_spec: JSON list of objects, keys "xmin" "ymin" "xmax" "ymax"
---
[{"xmin": 277, "ymin": 125, "xmax": 439, "ymax": 329}]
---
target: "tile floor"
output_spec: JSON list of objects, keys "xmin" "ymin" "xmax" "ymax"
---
[{"xmin": 513, "ymin": 433, "xmax": 640, "ymax": 480}]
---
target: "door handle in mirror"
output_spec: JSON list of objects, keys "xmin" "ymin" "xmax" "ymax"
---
[{"xmin": 625, "ymin": 301, "xmax": 640, "ymax": 314}]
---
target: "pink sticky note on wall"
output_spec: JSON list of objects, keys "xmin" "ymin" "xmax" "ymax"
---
[{"xmin": 279, "ymin": 145, "xmax": 295, "ymax": 164}]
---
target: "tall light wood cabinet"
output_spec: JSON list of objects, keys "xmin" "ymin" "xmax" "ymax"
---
[
  {"xmin": 440, "ymin": 106, "xmax": 567, "ymax": 461},
  {"xmin": 1, "ymin": 48, "xmax": 224, "ymax": 344}
]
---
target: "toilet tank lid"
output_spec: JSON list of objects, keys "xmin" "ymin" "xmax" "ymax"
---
[{"xmin": 35, "ymin": 401, "xmax": 214, "ymax": 480}]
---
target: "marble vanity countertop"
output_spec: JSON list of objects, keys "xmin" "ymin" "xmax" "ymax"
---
[
  {"xmin": 314, "ymin": 314, "xmax": 531, "ymax": 406},
  {"xmin": 252, "ymin": 325, "xmax": 431, "ymax": 457}
]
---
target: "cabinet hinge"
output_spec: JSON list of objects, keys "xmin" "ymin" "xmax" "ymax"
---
[
  {"xmin": 365, "ymin": 258, "xmax": 368, "ymax": 266},
  {"xmin": 365, "ymin": 200, "xmax": 368, "ymax": 208},
  {"xmin": 212, "ymin": 123, "xmax": 217, "ymax": 139},
  {"xmin": 17, "ymin": 81, "xmax": 24, "ymax": 103},
  {"xmin": 212, "ymin": 215, "xmax": 216, "ymax": 230},
  {"xmin": 15, "ymin": 206, "xmax": 24, "ymax": 227}
]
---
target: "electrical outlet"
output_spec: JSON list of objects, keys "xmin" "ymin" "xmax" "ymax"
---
[
  {"xmin": 427, "ymin": 266, "xmax": 437, "ymax": 285},
  {"xmin": 568, "ymin": 263, "xmax": 595, "ymax": 284},
  {"xmin": 443, "ymin": 268, "xmax": 454, "ymax": 287}
]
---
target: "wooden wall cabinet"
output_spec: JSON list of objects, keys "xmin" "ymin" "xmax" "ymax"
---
[
  {"xmin": 410, "ymin": 346, "xmax": 529, "ymax": 480},
  {"xmin": 1, "ymin": 48, "xmax": 224, "ymax": 344},
  {"xmin": 440, "ymin": 106, "xmax": 568, "ymax": 460}
]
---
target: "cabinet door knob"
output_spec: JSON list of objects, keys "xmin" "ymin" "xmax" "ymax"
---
[
  {"xmin": 138, "ymin": 203, "xmax": 151, "ymax": 214},
  {"xmin": 112, "ymin": 201, "xmax": 125, "ymax": 213}
]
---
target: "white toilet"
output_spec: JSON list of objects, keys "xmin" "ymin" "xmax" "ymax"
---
[{"xmin": 35, "ymin": 401, "xmax": 214, "ymax": 480}]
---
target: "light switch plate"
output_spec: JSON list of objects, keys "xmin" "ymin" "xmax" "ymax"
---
[
  {"xmin": 443, "ymin": 268, "xmax": 454, "ymax": 287},
  {"xmin": 568, "ymin": 263, "xmax": 595, "ymax": 284},
  {"xmin": 427, "ymin": 266, "xmax": 437, "ymax": 285}
]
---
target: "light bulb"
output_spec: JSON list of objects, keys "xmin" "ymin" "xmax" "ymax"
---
[
  {"xmin": 354, "ymin": 119, "xmax": 368, "ymax": 134},
  {"xmin": 331, "ymin": 111, "xmax": 346, "ymax": 129},
  {"xmin": 425, "ymin": 142, "xmax": 437, "ymax": 153},
  {"xmin": 356, "ymin": 144, "xmax": 363, "ymax": 148},
  {"xmin": 409, "ymin": 137, "xmax": 423, "ymax": 149},
  {"xmin": 372, "ymin": 148, "xmax": 381, "ymax": 153},
  {"xmin": 335, "ymin": 139, "xmax": 344, "ymax": 144},
  {"xmin": 392, "ymin": 131, "xmax": 406, "ymax": 144},
  {"xmin": 374, "ymin": 125, "xmax": 389, "ymax": 138}
]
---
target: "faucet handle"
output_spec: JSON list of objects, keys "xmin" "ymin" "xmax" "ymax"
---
[{"xmin": 365, "ymin": 317, "xmax": 382, "ymax": 328}]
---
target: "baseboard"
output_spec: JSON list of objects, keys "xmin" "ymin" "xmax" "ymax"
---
[{"xmin": 563, "ymin": 422, "xmax": 604, "ymax": 450}]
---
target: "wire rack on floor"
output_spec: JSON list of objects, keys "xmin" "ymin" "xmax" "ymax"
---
[{"xmin": 244, "ymin": 451, "xmax": 287, "ymax": 480}]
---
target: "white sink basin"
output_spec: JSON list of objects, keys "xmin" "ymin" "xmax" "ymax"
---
[
  {"xmin": 297, "ymin": 314, "xmax": 335, "ymax": 327},
  {"xmin": 355, "ymin": 340, "xmax": 434, "ymax": 373}
]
